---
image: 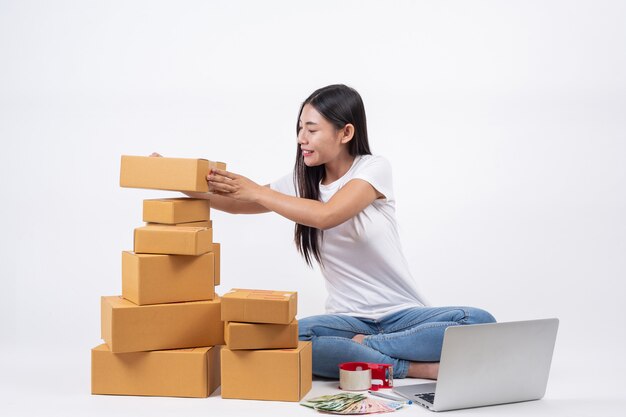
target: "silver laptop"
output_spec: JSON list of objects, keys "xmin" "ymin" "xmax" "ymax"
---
[{"xmin": 393, "ymin": 318, "xmax": 559, "ymax": 412}]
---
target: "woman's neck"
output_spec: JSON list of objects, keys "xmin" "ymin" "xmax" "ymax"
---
[{"xmin": 322, "ymin": 152, "xmax": 356, "ymax": 185}]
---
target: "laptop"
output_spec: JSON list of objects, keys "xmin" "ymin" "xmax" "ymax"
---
[{"xmin": 393, "ymin": 318, "xmax": 559, "ymax": 412}]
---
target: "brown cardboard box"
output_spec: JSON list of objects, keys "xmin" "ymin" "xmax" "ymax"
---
[
  {"xmin": 135, "ymin": 238, "xmax": 218, "ymax": 285},
  {"xmin": 101, "ymin": 295, "xmax": 224, "ymax": 353},
  {"xmin": 120, "ymin": 155, "xmax": 226, "ymax": 192},
  {"xmin": 224, "ymin": 320, "xmax": 298, "ymax": 350},
  {"xmin": 213, "ymin": 242, "xmax": 221, "ymax": 286},
  {"xmin": 143, "ymin": 198, "xmax": 211, "ymax": 224},
  {"xmin": 134, "ymin": 226, "xmax": 213, "ymax": 255},
  {"xmin": 221, "ymin": 341, "xmax": 312, "ymax": 401},
  {"xmin": 221, "ymin": 289, "xmax": 297, "ymax": 324},
  {"xmin": 91, "ymin": 344, "xmax": 221, "ymax": 398},
  {"xmin": 146, "ymin": 220, "xmax": 213, "ymax": 228},
  {"xmin": 122, "ymin": 251, "xmax": 215, "ymax": 305}
]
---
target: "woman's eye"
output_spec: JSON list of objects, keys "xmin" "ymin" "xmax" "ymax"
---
[{"xmin": 308, "ymin": 130, "xmax": 317, "ymax": 134}]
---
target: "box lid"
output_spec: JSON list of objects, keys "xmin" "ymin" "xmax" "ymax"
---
[{"xmin": 223, "ymin": 288, "xmax": 296, "ymax": 302}]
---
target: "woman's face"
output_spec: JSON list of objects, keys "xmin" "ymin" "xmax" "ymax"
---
[{"xmin": 297, "ymin": 104, "xmax": 349, "ymax": 167}]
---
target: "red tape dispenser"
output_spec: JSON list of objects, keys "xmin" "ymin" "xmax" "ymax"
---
[{"xmin": 339, "ymin": 362, "xmax": 393, "ymax": 391}]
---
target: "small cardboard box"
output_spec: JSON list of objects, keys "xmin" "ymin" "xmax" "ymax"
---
[
  {"xmin": 221, "ymin": 341, "xmax": 312, "ymax": 401},
  {"xmin": 101, "ymin": 296, "xmax": 224, "ymax": 353},
  {"xmin": 143, "ymin": 198, "xmax": 211, "ymax": 224},
  {"xmin": 213, "ymin": 242, "xmax": 221, "ymax": 286},
  {"xmin": 224, "ymin": 320, "xmax": 298, "ymax": 350},
  {"xmin": 146, "ymin": 220, "xmax": 213, "ymax": 228},
  {"xmin": 221, "ymin": 288, "xmax": 297, "ymax": 324},
  {"xmin": 91, "ymin": 344, "xmax": 221, "ymax": 398},
  {"xmin": 134, "ymin": 226, "xmax": 213, "ymax": 255},
  {"xmin": 120, "ymin": 155, "xmax": 226, "ymax": 192},
  {"xmin": 122, "ymin": 251, "xmax": 215, "ymax": 305}
]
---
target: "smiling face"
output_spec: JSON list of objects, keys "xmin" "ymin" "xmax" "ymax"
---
[{"xmin": 297, "ymin": 104, "xmax": 353, "ymax": 167}]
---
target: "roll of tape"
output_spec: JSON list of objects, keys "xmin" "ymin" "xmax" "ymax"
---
[{"xmin": 339, "ymin": 362, "xmax": 372, "ymax": 391}]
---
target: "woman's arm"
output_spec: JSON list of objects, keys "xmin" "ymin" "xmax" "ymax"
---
[
  {"xmin": 208, "ymin": 169, "xmax": 381, "ymax": 230},
  {"xmin": 182, "ymin": 188, "xmax": 271, "ymax": 214}
]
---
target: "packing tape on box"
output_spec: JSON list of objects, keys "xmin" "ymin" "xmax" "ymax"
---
[{"xmin": 339, "ymin": 362, "xmax": 394, "ymax": 391}]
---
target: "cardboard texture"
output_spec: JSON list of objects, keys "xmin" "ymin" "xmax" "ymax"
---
[
  {"xmin": 224, "ymin": 320, "xmax": 298, "ymax": 350},
  {"xmin": 101, "ymin": 296, "xmax": 224, "ymax": 353},
  {"xmin": 120, "ymin": 155, "xmax": 226, "ymax": 192},
  {"xmin": 143, "ymin": 198, "xmax": 211, "ymax": 224},
  {"xmin": 122, "ymin": 251, "xmax": 215, "ymax": 305},
  {"xmin": 221, "ymin": 289, "xmax": 297, "ymax": 324},
  {"xmin": 213, "ymin": 243, "xmax": 221, "ymax": 286},
  {"xmin": 146, "ymin": 220, "xmax": 212, "ymax": 228},
  {"xmin": 133, "ymin": 226, "xmax": 213, "ymax": 255},
  {"xmin": 91, "ymin": 344, "xmax": 221, "ymax": 398},
  {"xmin": 221, "ymin": 341, "xmax": 312, "ymax": 401}
]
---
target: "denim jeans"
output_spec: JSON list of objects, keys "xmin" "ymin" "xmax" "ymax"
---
[{"xmin": 298, "ymin": 306, "xmax": 496, "ymax": 379}]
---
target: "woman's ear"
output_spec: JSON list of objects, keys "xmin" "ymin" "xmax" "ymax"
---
[{"xmin": 340, "ymin": 124, "xmax": 355, "ymax": 144}]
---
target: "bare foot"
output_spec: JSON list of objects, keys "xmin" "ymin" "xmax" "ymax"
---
[
  {"xmin": 407, "ymin": 362, "xmax": 439, "ymax": 379},
  {"xmin": 352, "ymin": 334, "xmax": 366, "ymax": 344}
]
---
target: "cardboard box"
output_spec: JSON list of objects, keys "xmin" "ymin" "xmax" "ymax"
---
[
  {"xmin": 91, "ymin": 344, "xmax": 221, "ymax": 398},
  {"xmin": 224, "ymin": 320, "xmax": 298, "ymax": 350},
  {"xmin": 147, "ymin": 220, "xmax": 213, "ymax": 228},
  {"xmin": 122, "ymin": 251, "xmax": 215, "ymax": 305},
  {"xmin": 120, "ymin": 155, "xmax": 226, "ymax": 192},
  {"xmin": 143, "ymin": 198, "xmax": 211, "ymax": 224},
  {"xmin": 213, "ymin": 242, "xmax": 221, "ymax": 286},
  {"xmin": 221, "ymin": 341, "xmax": 312, "ymax": 401},
  {"xmin": 221, "ymin": 289, "xmax": 297, "ymax": 324},
  {"xmin": 136, "ymin": 239, "xmax": 218, "ymax": 285},
  {"xmin": 134, "ymin": 226, "xmax": 213, "ymax": 255},
  {"xmin": 101, "ymin": 296, "xmax": 224, "ymax": 353}
]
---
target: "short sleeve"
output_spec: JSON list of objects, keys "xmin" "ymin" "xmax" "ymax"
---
[
  {"xmin": 352, "ymin": 156, "xmax": 394, "ymax": 203},
  {"xmin": 270, "ymin": 171, "xmax": 298, "ymax": 197}
]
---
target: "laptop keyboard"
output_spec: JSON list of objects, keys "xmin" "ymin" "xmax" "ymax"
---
[{"xmin": 415, "ymin": 392, "xmax": 436, "ymax": 404}]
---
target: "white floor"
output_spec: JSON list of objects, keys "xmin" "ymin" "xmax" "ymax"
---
[{"xmin": 0, "ymin": 345, "xmax": 624, "ymax": 417}]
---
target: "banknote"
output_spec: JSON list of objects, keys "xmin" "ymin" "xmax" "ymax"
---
[{"xmin": 301, "ymin": 393, "xmax": 405, "ymax": 414}]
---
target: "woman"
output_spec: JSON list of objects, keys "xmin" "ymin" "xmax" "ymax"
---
[{"xmin": 164, "ymin": 84, "xmax": 495, "ymax": 380}]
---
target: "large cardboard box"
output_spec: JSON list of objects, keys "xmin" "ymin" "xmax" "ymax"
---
[
  {"xmin": 122, "ymin": 251, "xmax": 215, "ymax": 305},
  {"xmin": 221, "ymin": 341, "xmax": 312, "ymax": 401},
  {"xmin": 213, "ymin": 242, "xmax": 221, "ymax": 286},
  {"xmin": 91, "ymin": 344, "xmax": 221, "ymax": 398},
  {"xmin": 147, "ymin": 220, "xmax": 212, "ymax": 228},
  {"xmin": 101, "ymin": 296, "xmax": 224, "ymax": 353},
  {"xmin": 143, "ymin": 198, "xmax": 211, "ymax": 224},
  {"xmin": 224, "ymin": 320, "xmax": 298, "ymax": 350},
  {"xmin": 134, "ymin": 226, "xmax": 213, "ymax": 255},
  {"xmin": 120, "ymin": 155, "xmax": 226, "ymax": 192},
  {"xmin": 221, "ymin": 289, "xmax": 297, "ymax": 324}
]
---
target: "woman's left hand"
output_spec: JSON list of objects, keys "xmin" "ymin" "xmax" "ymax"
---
[{"xmin": 207, "ymin": 169, "xmax": 264, "ymax": 203}]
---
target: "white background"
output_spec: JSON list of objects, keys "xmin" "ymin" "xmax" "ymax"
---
[{"xmin": 1, "ymin": 0, "xmax": 624, "ymax": 416}]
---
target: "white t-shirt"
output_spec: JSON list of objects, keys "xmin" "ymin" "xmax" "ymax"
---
[{"xmin": 270, "ymin": 154, "xmax": 428, "ymax": 320}]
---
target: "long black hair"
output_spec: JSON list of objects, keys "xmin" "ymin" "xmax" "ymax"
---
[{"xmin": 294, "ymin": 84, "xmax": 372, "ymax": 267}]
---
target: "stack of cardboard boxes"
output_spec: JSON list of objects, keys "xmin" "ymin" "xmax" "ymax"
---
[
  {"xmin": 90, "ymin": 155, "xmax": 313, "ymax": 402},
  {"xmin": 91, "ymin": 156, "xmax": 225, "ymax": 398},
  {"xmin": 220, "ymin": 289, "xmax": 312, "ymax": 402}
]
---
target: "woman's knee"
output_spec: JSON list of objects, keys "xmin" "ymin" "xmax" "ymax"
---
[
  {"xmin": 298, "ymin": 315, "xmax": 334, "ymax": 340},
  {"xmin": 298, "ymin": 314, "xmax": 364, "ymax": 341},
  {"xmin": 466, "ymin": 307, "xmax": 496, "ymax": 325},
  {"xmin": 298, "ymin": 316, "xmax": 316, "ymax": 341}
]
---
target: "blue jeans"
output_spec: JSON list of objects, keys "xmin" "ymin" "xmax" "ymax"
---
[{"xmin": 298, "ymin": 306, "xmax": 496, "ymax": 379}]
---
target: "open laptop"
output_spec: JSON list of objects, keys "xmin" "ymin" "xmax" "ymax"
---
[{"xmin": 393, "ymin": 318, "xmax": 559, "ymax": 412}]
